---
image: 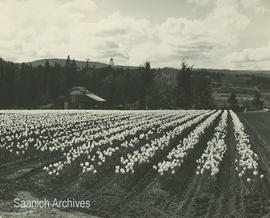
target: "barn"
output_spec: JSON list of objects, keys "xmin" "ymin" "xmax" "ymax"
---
[{"xmin": 63, "ymin": 86, "xmax": 106, "ymax": 109}]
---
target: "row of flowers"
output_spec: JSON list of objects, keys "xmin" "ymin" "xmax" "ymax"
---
[
  {"xmin": 196, "ymin": 110, "xmax": 228, "ymax": 176},
  {"xmin": 0, "ymin": 111, "xmax": 135, "ymax": 152},
  {"xmin": 88, "ymin": 111, "xmax": 194, "ymax": 169},
  {"xmin": 42, "ymin": 110, "xmax": 200, "ymax": 175},
  {"xmin": 230, "ymin": 110, "xmax": 264, "ymax": 180},
  {"xmin": 153, "ymin": 110, "xmax": 221, "ymax": 176},
  {"xmin": 3, "ymin": 110, "xmax": 178, "ymax": 155},
  {"xmin": 116, "ymin": 110, "xmax": 214, "ymax": 175}
]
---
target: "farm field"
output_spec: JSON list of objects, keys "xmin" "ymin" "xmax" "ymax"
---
[{"xmin": 0, "ymin": 110, "xmax": 270, "ymax": 218}]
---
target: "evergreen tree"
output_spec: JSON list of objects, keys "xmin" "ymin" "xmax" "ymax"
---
[
  {"xmin": 194, "ymin": 76, "xmax": 213, "ymax": 109},
  {"xmin": 228, "ymin": 92, "xmax": 239, "ymax": 111},
  {"xmin": 138, "ymin": 61, "xmax": 153, "ymax": 109},
  {"xmin": 64, "ymin": 55, "xmax": 76, "ymax": 89},
  {"xmin": 252, "ymin": 91, "xmax": 263, "ymax": 109},
  {"xmin": 176, "ymin": 62, "xmax": 193, "ymax": 109}
]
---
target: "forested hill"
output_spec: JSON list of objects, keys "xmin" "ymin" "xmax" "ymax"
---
[
  {"xmin": 1, "ymin": 56, "xmax": 270, "ymax": 110},
  {"xmin": 30, "ymin": 59, "xmax": 270, "ymax": 75},
  {"xmin": 193, "ymin": 68, "xmax": 270, "ymax": 76},
  {"xmin": 29, "ymin": 59, "xmax": 138, "ymax": 70},
  {"xmin": 0, "ymin": 57, "xmax": 214, "ymax": 110},
  {"xmin": 30, "ymin": 59, "xmax": 107, "ymax": 69}
]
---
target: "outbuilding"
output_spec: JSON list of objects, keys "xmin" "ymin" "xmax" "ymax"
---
[{"xmin": 63, "ymin": 86, "xmax": 106, "ymax": 109}]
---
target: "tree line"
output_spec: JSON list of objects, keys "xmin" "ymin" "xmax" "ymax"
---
[{"xmin": 0, "ymin": 56, "xmax": 214, "ymax": 109}]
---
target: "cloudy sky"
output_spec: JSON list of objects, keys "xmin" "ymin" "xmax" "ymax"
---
[{"xmin": 0, "ymin": 0, "xmax": 270, "ymax": 69}]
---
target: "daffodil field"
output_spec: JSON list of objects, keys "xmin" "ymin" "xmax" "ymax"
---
[{"xmin": 0, "ymin": 110, "xmax": 270, "ymax": 217}]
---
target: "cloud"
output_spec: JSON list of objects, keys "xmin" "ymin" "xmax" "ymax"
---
[
  {"xmin": 154, "ymin": 0, "xmax": 250, "ymax": 67},
  {"xmin": 0, "ymin": 0, "xmax": 269, "ymax": 70},
  {"xmin": 84, "ymin": 0, "xmax": 251, "ymax": 68},
  {"xmin": 225, "ymin": 42, "xmax": 270, "ymax": 69},
  {"xmin": 187, "ymin": 0, "xmax": 267, "ymax": 12},
  {"xmin": 187, "ymin": 0, "xmax": 213, "ymax": 6},
  {"xmin": 67, "ymin": 12, "xmax": 157, "ymax": 64},
  {"xmin": 0, "ymin": 0, "xmax": 97, "ymax": 61},
  {"xmin": 239, "ymin": 0, "xmax": 267, "ymax": 13},
  {"xmin": 89, "ymin": 0, "xmax": 251, "ymax": 68},
  {"xmin": 0, "ymin": 2, "xmax": 156, "ymax": 63}
]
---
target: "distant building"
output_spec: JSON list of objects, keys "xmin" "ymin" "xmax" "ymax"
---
[
  {"xmin": 238, "ymin": 97, "xmax": 257, "ymax": 111},
  {"xmin": 213, "ymin": 92, "xmax": 260, "ymax": 110},
  {"xmin": 62, "ymin": 86, "xmax": 106, "ymax": 109}
]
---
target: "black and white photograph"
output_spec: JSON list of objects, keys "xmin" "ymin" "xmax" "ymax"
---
[{"xmin": 0, "ymin": 0, "xmax": 270, "ymax": 217}]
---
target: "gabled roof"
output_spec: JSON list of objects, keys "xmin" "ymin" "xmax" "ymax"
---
[
  {"xmin": 70, "ymin": 86, "xmax": 89, "ymax": 95},
  {"xmin": 69, "ymin": 86, "xmax": 106, "ymax": 102},
  {"xmin": 86, "ymin": 93, "xmax": 106, "ymax": 102}
]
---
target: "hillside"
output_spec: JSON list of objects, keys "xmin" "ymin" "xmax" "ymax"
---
[
  {"xmin": 29, "ymin": 59, "xmax": 138, "ymax": 69},
  {"xmin": 193, "ymin": 68, "xmax": 270, "ymax": 77},
  {"xmin": 17, "ymin": 58, "xmax": 270, "ymax": 75}
]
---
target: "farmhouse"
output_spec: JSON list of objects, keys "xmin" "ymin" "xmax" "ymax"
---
[
  {"xmin": 238, "ymin": 96, "xmax": 257, "ymax": 111},
  {"xmin": 62, "ymin": 86, "xmax": 106, "ymax": 109},
  {"xmin": 213, "ymin": 93, "xmax": 258, "ymax": 110}
]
